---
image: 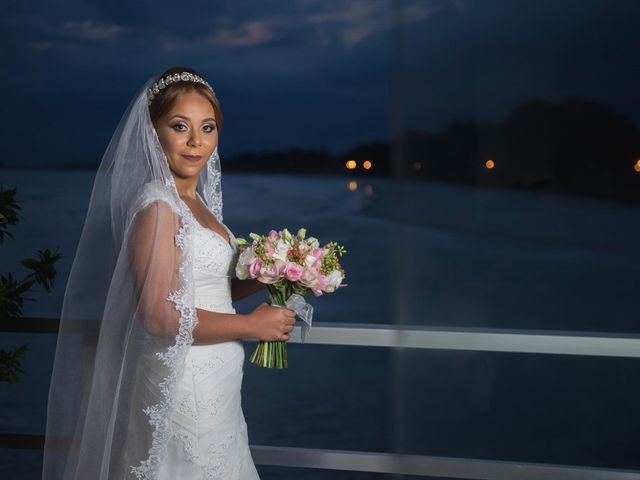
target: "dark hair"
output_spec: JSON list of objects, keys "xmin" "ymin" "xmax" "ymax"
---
[{"xmin": 148, "ymin": 66, "xmax": 223, "ymax": 132}]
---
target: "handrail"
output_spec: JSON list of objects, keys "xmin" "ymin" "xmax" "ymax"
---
[
  {"xmin": 3, "ymin": 317, "xmax": 640, "ymax": 478},
  {"xmin": 250, "ymin": 445, "xmax": 640, "ymax": 479},
  {"xmin": 7, "ymin": 317, "xmax": 640, "ymax": 357}
]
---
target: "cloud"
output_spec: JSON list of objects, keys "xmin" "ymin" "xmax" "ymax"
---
[
  {"xmin": 62, "ymin": 19, "xmax": 125, "ymax": 41},
  {"xmin": 11, "ymin": 1, "xmax": 435, "ymax": 55},
  {"xmin": 154, "ymin": 5, "xmax": 386, "ymax": 51},
  {"xmin": 303, "ymin": 0, "xmax": 437, "ymax": 46},
  {"xmin": 305, "ymin": 1, "xmax": 384, "ymax": 46},
  {"xmin": 164, "ymin": 0, "xmax": 438, "ymax": 50},
  {"xmin": 206, "ymin": 18, "xmax": 276, "ymax": 47}
]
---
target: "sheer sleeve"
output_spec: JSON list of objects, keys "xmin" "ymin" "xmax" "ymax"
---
[{"xmin": 127, "ymin": 198, "xmax": 182, "ymax": 338}]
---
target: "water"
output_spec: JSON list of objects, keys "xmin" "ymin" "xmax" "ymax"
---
[{"xmin": 1, "ymin": 168, "xmax": 639, "ymax": 478}]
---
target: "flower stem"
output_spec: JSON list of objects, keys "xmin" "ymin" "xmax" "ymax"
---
[{"xmin": 249, "ymin": 284, "xmax": 289, "ymax": 368}]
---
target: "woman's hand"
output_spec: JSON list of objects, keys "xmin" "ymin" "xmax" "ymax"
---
[{"xmin": 247, "ymin": 302, "xmax": 296, "ymax": 342}]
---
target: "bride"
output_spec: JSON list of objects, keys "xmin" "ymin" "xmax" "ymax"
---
[{"xmin": 42, "ymin": 66, "xmax": 296, "ymax": 479}]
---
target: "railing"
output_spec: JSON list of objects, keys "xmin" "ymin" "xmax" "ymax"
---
[{"xmin": 2, "ymin": 317, "xmax": 640, "ymax": 479}]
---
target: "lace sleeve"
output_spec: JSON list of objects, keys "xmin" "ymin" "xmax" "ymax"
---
[{"xmin": 127, "ymin": 199, "xmax": 182, "ymax": 338}]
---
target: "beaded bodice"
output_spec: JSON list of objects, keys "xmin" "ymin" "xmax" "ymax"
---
[{"xmin": 192, "ymin": 220, "xmax": 239, "ymax": 314}]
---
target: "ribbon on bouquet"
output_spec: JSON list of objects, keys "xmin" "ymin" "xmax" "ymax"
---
[{"xmin": 281, "ymin": 293, "xmax": 313, "ymax": 342}]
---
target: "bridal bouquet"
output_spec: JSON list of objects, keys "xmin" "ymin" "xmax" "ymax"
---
[{"xmin": 234, "ymin": 227, "xmax": 347, "ymax": 368}]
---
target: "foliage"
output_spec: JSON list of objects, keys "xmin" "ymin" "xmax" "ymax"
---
[
  {"xmin": 0, "ymin": 184, "xmax": 62, "ymax": 384},
  {"xmin": 0, "ymin": 186, "xmax": 20, "ymax": 244},
  {"xmin": 0, "ymin": 344, "xmax": 28, "ymax": 385}
]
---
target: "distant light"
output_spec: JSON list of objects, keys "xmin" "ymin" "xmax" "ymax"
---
[
  {"xmin": 485, "ymin": 159, "xmax": 495, "ymax": 169},
  {"xmin": 413, "ymin": 161, "xmax": 422, "ymax": 171},
  {"xmin": 348, "ymin": 181, "xmax": 358, "ymax": 191},
  {"xmin": 634, "ymin": 160, "xmax": 640, "ymax": 173},
  {"xmin": 345, "ymin": 159, "xmax": 357, "ymax": 170},
  {"xmin": 364, "ymin": 184, "xmax": 373, "ymax": 195},
  {"xmin": 362, "ymin": 160, "xmax": 372, "ymax": 170}
]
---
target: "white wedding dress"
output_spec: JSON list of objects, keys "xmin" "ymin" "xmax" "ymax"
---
[{"xmin": 127, "ymin": 218, "xmax": 260, "ymax": 479}]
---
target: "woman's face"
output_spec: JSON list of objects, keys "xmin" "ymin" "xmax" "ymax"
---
[{"xmin": 155, "ymin": 89, "xmax": 218, "ymax": 182}]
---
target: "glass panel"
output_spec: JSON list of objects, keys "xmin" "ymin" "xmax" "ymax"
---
[
  {"xmin": 390, "ymin": 0, "xmax": 640, "ymax": 333},
  {"xmin": 0, "ymin": 333, "xmax": 56, "ymax": 435},
  {"xmin": 392, "ymin": 0, "xmax": 640, "ymax": 471},
  {"xmin": 0, "ymin": 449, "xmax": 44, "ymax": 479},
  {"xmin": 243, "ymin": 344, "xmax": 393, "ymax": 453},
  {"xmin": 394, "ymin": 350, "xmax": 640, "ymax": 469}
]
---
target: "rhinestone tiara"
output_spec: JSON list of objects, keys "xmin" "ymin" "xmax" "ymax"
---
[{"xmin": 147, "ymin": 71, "xmax": 215, "ymax": 106}]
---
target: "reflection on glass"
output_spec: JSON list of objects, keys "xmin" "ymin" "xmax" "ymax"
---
[{"xmin": 392, "ymin": 0, "xmax": 640, "ymax": 472}]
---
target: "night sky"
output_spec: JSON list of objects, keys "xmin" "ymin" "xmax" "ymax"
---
[{"xmin": 1, "ymin": 0, "xmax": 638, "ymax": 167}]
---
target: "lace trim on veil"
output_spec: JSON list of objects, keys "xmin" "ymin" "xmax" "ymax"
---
[
  {"xmin": 129, "ymin": 176, "xmax": 199, "ymax": 479},
  {"xmin": 202, "ymin": 148, "xmax": 223, "ymax": 223}
]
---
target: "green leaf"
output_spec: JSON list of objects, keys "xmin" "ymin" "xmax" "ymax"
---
[
  {"xmin": 0, "ymin": 184, "xmax": 21, "ymax": 245},
  {"xmin": 20, "ymin": 247, "xmax": 63, "ymax": 293},
  {"xmin": 0, "ymin": 344, "xmax": 29, "ymax": 385}
]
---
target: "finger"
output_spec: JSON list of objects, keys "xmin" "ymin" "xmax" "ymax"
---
[{"xmin": 280, "ymin": 313, "xmax": 293, "ymax": 321}]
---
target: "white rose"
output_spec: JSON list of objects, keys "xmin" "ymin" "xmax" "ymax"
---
[
  {"xmin": 325, "ymin": 270, "xmax": 343, "ymax": 292},
  {"xmin": 273, "ymin": 239, "xmax": 290, "ymax": 262},
  {"xmin": 236, "ymin": 262, "xmax": 249, "ymax": 280},
  {"xmin": 238, "ymin": 247, "xmax": 255, "ymax": 266},
  {"xmin": 304, "ymin": 254, "xmax": 317, "ymax": 268}
]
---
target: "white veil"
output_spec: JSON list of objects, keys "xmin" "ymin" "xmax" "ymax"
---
[{"xmin": 42, "ymin": 72, "xmax": 226, "ymax": 479}]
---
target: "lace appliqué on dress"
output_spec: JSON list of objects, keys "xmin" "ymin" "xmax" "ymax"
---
[
  {"xmin": 130, "ymin": 178, "xmax": 199, "ymax": 480},
  {"xmin": 129, "ymin": 177, "xmax": 249, "ymax": 480},
  {"xmin": 193, "ymin": 227, "xmax": 231, "ymax": 275},
  {"xmin": 170, "ymin": 427, "xmax": 236, "ymax": 479}
]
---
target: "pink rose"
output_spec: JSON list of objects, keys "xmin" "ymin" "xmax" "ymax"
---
[
  {"xmin": 259, "ymin": 263, "xmax": 281, "ymax": 284},
  {"xmin": 316, "ymin": 273, "xmax": 330, "ymax": 291},
  {"xmin": 268, "ymin": 230, "xmax": 279, "ymax": 240},
  {"xmin": 300, "ymin": 268, "xmax": 317, "ymax": 287},
  {"xmin": 249, "ymin": 259, "xmax": 262, "ymax": 279},
  {"xmin": 265, "ymin": 242, "xmax": 275, "ymax": 255},
  {"xmin": 284, "ymin": 262, "xmax": 304, "ymax": 282},
  {"xmin": 274, "ymin": 260, "xmax": 287, "ymax": 276}
]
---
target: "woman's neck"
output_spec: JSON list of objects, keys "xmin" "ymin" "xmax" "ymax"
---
[{"xmin": 172, "ymin": 174, "xmax": 199, "ymax": 200}]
